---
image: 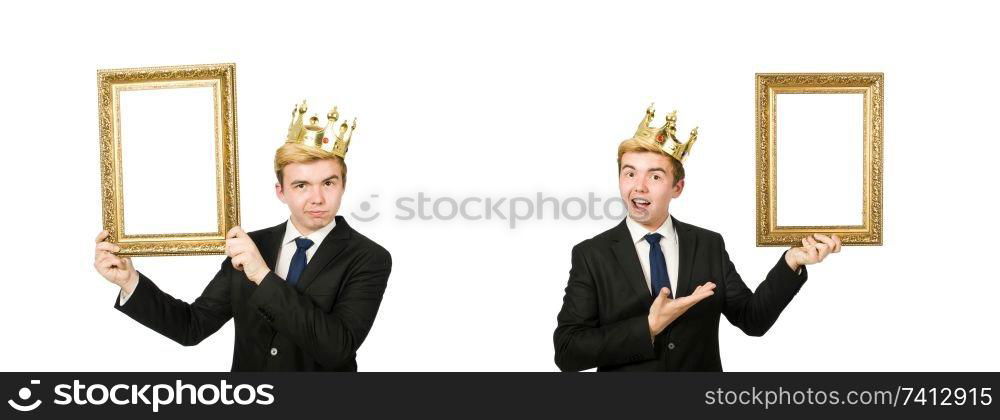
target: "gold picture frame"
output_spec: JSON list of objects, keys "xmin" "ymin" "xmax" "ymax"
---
[
  {"xmin": 755, "ymin": 72, "xmax": 883, "ymax": 246},
  {"xmin": 98, "ymin": 63, "xmax": 240, "ymax": 256}
]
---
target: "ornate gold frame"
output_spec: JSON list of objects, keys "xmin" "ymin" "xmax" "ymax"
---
[
  {"xmin": 755, "ymin": 73, "xmax": 883, "ymax": 246},
  {"xmin": 98, "ymin": 63, "xmax": 240, "ymax": 256}
]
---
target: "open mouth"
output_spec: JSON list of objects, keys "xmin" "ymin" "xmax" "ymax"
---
[{"xmin": 631, "ymin": 197, "xmax": 651, "ymax": 210}]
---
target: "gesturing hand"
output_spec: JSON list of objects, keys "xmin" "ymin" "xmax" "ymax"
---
[
  {"xmin": 225, "ymin": 226, "xmax": 270, "ymax": 284},
  {"xmin": 647, "ymin": 282, "xmax": 716, "ymax": 338}
]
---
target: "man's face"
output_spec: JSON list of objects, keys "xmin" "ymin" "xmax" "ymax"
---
[
  {"xmin": 619, "ymin": 151, "xmax": 684, "ymax": 230},
  {"xmin": 276, "ymin": 159, "xmax": 345, "ymax": 235}
]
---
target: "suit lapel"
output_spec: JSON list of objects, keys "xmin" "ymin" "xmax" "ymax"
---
[
  {"xmin": 297, "ymin": 216, "xmax": 353, "ymax": 292},
  {"xmin": 261, "ymin": 222, "xmax": 286, "ymax": 271},
  {"xmin": 672, "ymin": 216, "xmax": 698, "ymax": 298},
  {"xmin": 609, "ymin": 219, "xmax": 654, "ymax": 305}
]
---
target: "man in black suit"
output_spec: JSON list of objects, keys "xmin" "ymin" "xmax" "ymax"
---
[
  {"xmin": 93, "ymin": 102, "xmax": 391, "ymax": 371},
  {"xmin": 553, "ymin": 105, "xmax": 841, "ymax": 371}
]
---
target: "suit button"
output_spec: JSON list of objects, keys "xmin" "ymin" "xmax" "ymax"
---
[
  {"xmin": 667, "ymin": 342, "xmax": 676, "ymax": 350},
  {"xmin": 270, "ymin": 348, "xmax": 278, "ymax": 356}
]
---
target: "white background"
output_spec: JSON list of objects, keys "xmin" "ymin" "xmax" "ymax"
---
[
  {"xmin": 1, "ymin": 0, "xmax": 997, "ymax": 372},
  {"xmin": 776, "ymin": 93, "xmax": 864, "ymax": 226},
  {"xmin": 119, "ymin": 86, "xmax": 219, "ymax": 234}
]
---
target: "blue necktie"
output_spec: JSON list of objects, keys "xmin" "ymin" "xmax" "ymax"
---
[
  {"xmin": 643, "ymin": 233, "xmax": 672, "ymax": 298},
  {"xmin": 286, "ymin": 237, "xmax": 314, "ymax": 287}
]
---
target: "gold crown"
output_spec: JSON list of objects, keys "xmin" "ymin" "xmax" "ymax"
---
[
  {"xmin": 285, "ymin": 100, "xmax": 357, "ymax": 158},
  {"xmin": 633, "ymin": 103, "xmax": 698, "ymax": 163}
]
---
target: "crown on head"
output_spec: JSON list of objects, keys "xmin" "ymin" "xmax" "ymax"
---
[
  {"xmin": 632, "ymin": 103, "xmax": 698, "ymax": 163},
  {"xmin": 285, "ymin": 100, "xmax": 357, "ymax": 158}
]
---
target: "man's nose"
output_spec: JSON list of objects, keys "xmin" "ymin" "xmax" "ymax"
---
[
  {"xmin": 633, "ymin": 177, "xmax": 649, "ymax": 193},
  {"xmin": 308, "ymin": 188, "xmax": 324, "ymax": 204}
]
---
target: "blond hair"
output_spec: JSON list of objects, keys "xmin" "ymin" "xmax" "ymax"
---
[
  {"xmin": 274, "ymin": 143, "xmax": 347, "ymax": 186},
  {"xmin": 616, "ymin": 138, "xmax": 685, "ymax": 185}
]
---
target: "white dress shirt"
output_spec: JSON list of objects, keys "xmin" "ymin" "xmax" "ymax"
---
[
  {"xmin": 625, "ymin": 215, "xmax": 681, "ymax": 297},
  {"xmin": 273, "ymin": 218, "xmax": 337, "ymax": 280},
  {"xmin": 119, "ymin": 218, "xmax": 337, "ymax": 305}
]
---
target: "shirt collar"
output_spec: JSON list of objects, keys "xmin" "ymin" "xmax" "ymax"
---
[
  {"xmin": 625, "ymin": 214, "xmax": 676, "ymax": 245},
  {"xmin": 282, "ymin": 217, "xmax": 337, "ymax": 248}
]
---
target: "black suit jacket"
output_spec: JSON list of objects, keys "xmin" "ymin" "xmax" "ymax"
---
[
  {"xmin": 553, "ymin": 217, "xmax": 807, "ymax": 372},
  {"xmin": 115, "ymin": 216, "xmax": 391, "ymax": 371}
]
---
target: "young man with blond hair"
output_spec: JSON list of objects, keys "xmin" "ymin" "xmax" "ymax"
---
[
  {"xmin": 554, "ymin": 105, "xmax": 841, "ymax": 371},
  {"xmin": 94, "ymin": 102, "xmax": 391, "ymax": 371}
]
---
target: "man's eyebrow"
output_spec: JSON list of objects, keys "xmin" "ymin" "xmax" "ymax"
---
[
  {"xmin": 620, "ymin": 165, "xmax": 666, "ymax": 173},
  {"xmin": 290, "ymin": 174, "xmax": 340, "ymax": 185}
]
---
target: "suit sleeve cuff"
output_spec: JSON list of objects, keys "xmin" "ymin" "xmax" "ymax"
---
[
  {"xmin": 248, "ymin": 271, "xmax": 287, "ymax": 322},
  {"xmin": 119, "ymin": 285, "xmax": 134, "ymax": 306},
  {"xmin": 623, "ymin": 315, "xmax": 658, "ymax": 364},
  {"xmin": 114, "ymin": 272, "xmax": 150, "ymax": 312},
  {"xmin": 777, "ymin": 250, "xmax": 808, "ymax": 282}
]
